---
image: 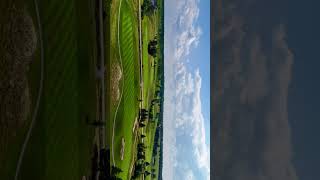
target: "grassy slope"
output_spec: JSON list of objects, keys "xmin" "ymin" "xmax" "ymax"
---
[
  {"xmin": 110, "ymin": 0, "xmax": 140, "ymax": 179},
  {"xmin": 16, "ymin": 0, "xmax": 96, "ymax": 179}
]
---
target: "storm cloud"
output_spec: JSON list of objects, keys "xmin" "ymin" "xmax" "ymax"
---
[{"xmin": 213, "ymin": 0, "xmax": 297, "ymax": 180}]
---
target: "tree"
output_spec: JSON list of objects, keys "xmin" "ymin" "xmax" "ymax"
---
[
  {"xmin": 148, "ymin": 44, "xmax": 157, "ymax": 57},
  {"xmin": 135, "ymin": 163, "xmax": 144, "ymax": 174},
  {"xmin": 138, "ymin": 143, "xmax": 145, "ymax": 148},
  {"xmin": 141, "ymin": 0, "xmax": 156, "ymax": 17},
  {"xmin": 137, "ymin": 152, "xmax": 145, "ymax": 160},
  {"xmin": 148, "ymin": 38, "xmax": 158, "ymax": 57},
  {"xmin": 139, "ymin": 123, "xmax": 146, "ymax": 127},
  {"xmin": 145, "ymin": 171, "xmax": 151, "ymax": 176},
  {"xmin": 144, "ymin": 162, "xmax": 150, "ymax": 166},
  {"xmin": 111, "ymin": 166, "xmax": 123, "ymax": 175},
  {"xmin": 151, "ymin": 173, "xmax": 156, "ymax": 178},
  {"xmin": 141, "ymin": 134, "xmax": 146, "ymax": 138}
]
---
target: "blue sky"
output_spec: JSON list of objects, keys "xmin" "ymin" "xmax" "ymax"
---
[{"xmin": 163, "ymin": 0, "xmax": 210, "ymax": 179}]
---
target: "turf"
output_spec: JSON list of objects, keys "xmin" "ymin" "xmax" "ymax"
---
[
  {"xmin": 0, "ymin": 1, "xmax": 43, "ymax": 178},
  {"xmin": 110, "ymin": 0, "xmax": 140, "ymax": 179},
  {"xmin": 15, "ymin": 0, "xmax": 97, "ymax": 179},
  {"xmin": 142, "ymin": 18, "xmax": 150, "ymax": 108}
]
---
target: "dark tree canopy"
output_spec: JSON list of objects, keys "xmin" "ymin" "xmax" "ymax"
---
[
  {"xmin": 148, "ymin": 39, "xmax": 158, "ymax": 57},
  {"xmin": 141, "ymin": 0, "xmax": 157, "ymax": 17}
]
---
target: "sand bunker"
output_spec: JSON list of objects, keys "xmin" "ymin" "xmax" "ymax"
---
[
  {"xmin": 0, "ymin": 5, "xmax": 37, "ymax": 131},
  {"xmin": 111, "ymin": 63, "xmax": 122, "ymax": 104},
  {"xmin": 120, "ymin": 137, "xmax": 125, "ymax": 160}
]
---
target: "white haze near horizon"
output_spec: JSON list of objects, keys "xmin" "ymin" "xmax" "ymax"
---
[{"xmin": 163, "ymin": 0, "xmax": 210, "ymax": 179}]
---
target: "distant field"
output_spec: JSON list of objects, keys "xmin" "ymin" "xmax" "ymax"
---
[{"xmin": 142, "ymin": 18, "xmax": 150, "ymax": 107}]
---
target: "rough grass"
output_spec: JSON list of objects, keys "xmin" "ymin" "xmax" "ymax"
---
[
  {"xmin": 0, "ymin": 1, "xmax": 41, "ymax": 178},
  {"xmin": 15, "ymin": 0, "xmax": 97, "ymax": 179},
  {"xmin": 142, "ymin": 10, "xmax": 161, "ymax": 180}
]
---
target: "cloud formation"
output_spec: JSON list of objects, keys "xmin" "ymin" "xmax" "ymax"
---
[
  {"xmin": 164, "ymin": 0, "xmax": 209, "ymax": 179},
  {"xmin": 213, "ymin": 1, "xmax": 297, "ymax": 180}
]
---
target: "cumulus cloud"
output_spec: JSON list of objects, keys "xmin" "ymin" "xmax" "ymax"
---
[
  {"xmin": 164, "ymin": 62, "xmax": 210, "ymax": 180},
  {"xmin": 168, "ymin": 0, "xmax": 202, "ymax": 60},
  {"xmin": 164, "ymin": 0, "xmax": 209, "ymax": 179},
  {"xmin": 174, "ymin": 65, "xmax": 210, "ymax": 172},
  {"xmin": 213, "ymin": 1, "xmax": 297, "ymax": 180}
]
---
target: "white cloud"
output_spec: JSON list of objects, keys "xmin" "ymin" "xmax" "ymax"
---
[
  {"xmin": 185, "ymin": 170, "xmax": 195, "ymax": 180},
  {"xmin": 166, "ymin": 0, "xmax": 202, "ymax": 60},
  {"xmin": 191, "ymin": 69, "xmax": 210, "ymax": 174},
  {"xmin": 164, "ymin": 63, "xmax": 210, "ymax": 180},
  {"xmin": 164, "ymin": 0, "xmax": 209, "ymax": 179}
]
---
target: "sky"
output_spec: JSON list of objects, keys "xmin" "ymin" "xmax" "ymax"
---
[
  {"xmin": 213, "ymin": 0, "xmax": 320, "ymax": 180},
  {"xmin": 213, "ymin": 0, "xmax": 298, "ymax": 179},
  {"xmin": 287, "ymin": 0, "xmax": 320, "ymax": 179},
  {"xmin": 163, "ymin": 0, "xmax": 210, "ymax": 180}
]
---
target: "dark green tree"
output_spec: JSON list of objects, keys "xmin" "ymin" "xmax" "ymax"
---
[
  {"xmin": 145, "ymin": 171, "xmax": 151, "ymax": 176},
  {"xmin": 141, "ymin": 0, "xmax": 157, "ymax": 17},
  {"xmin": 111, "ymin": 166, "xmax": 123, "ymax": 175},
  {"xmin": 144, "ymin": 162, "xmax": 150, "ymax": 166},
  {"xmin": 139, "ymin": 123, "xmax": 146, "ymax": 127}
]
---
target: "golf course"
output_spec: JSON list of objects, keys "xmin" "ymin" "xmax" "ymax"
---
[
  {"xmin": 0, "ymin": 0, "xmax": 164, "ymax": 179},
  {"xmin": 106, "ymin": 0, "xmax": 164, "ymax": 179}
]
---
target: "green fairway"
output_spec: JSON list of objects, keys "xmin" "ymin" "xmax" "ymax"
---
[
  {"xmin": 13, "ymin": 0, "xmax": 97, "ymax": 179},
  {"xmin": 107, "ymin": 0, "xmax": 163, "ymax": 179},
  {"xmin": 109, "ymin": 0, "xmax": 140, "ymax": 179},
  {"xmin": 1, "ymin": 0, "xmax": 163, "ymax": 179}
]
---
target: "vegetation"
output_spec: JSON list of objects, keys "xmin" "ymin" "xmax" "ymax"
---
[
  {"xmin": 148, "ymin": 38, "xmax": 158, "ymax": 58},
  {"xmin": 141, "ymin": 0, "xmax": 157, "ymax": 17},
  {"xmin": 0, "ymin": 0, "xmax": 98, "ymax": 179}
]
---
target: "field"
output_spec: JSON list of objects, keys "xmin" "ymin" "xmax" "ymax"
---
[
  {"xmin": 108, "ymin": 0, "xmax": 140, "ymax": 179},
  {"xmin": 0, "ymin": 0, "xmax": 163, "ymax": 179},
  {"xmin": 106, "ymin": 0, "xmax": 163, "ymax": 179},
  {"xmin": 0, "ymin": 0, "xmax": 97, "ymax": 179}
]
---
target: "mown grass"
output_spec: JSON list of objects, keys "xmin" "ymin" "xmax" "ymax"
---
[
  {"xmin": 142, "ymin": 18, "xmax": 150, "ymax": 108},
  {"xmin": 15, "ymin": 0, "xmax": 97, "ymax": 179},
  {"xmin": 107, "ymin": 0, "xmax": 162, "ymax": 179},
  {"xmin": 141, "ymin": 7, "xmax": 162, "ymax": 180},
  {"xmin": 111, "ymin": 0, "xmax": 140, "ymax": 179},
  {"xmin": 0, "ymin": 1, "xmax": 43, "ymax": 178}
]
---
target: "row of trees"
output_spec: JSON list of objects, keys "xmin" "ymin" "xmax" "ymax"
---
[
  {"xmin": 132, "ymin": 142, "xmax": 157, "ymax": 179},
  {"xmin": 141, "ymin": 0, "xmax": 157, "ymax": 18},
  {"xmin": 97, "ymin": 148, "xmax": 123, "ymax": 180},
  {"xmin": 148, "ymin": 38, "xmax": 158, "ymax": 58}
]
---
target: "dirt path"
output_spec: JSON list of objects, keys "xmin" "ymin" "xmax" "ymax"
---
[{"xmin": 15, "ymin": 0, "xmax": 44, "ymax": 179}]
